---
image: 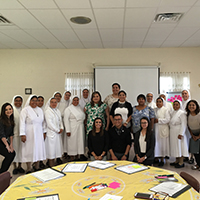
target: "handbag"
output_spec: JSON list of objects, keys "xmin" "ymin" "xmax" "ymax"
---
[{"xmin": 189, "ymin": 138, "xmax": 200, "ymax": 154}]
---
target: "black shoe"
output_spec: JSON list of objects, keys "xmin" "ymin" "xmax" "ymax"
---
[
  {"xmin": 80, "ymin": 155, "xmax": 88, "ymax": 161},
  {"xmin": 13, "ymin": 168, "xmax": 18, "ymax": 175},
  {"xmin": 46, "ymin": 160, "xmax": 50, "ymax": 168},
  {"xmin": 18, "ymin": 167, "xmax": 25, "ymax": 173},
  {"xmin": 188, "ymin": 158, "xmax": 194, "ymax": 164},
  {"xmin": 184, "ymin": 157, "xmax": 189, "ymax": 162},
  {"xmin": 39, "ymin": 161, "xmax": 46, "ymax": 169},
  {"xmin": 170, "ymin": 162, "xmax": 178, "ymax": 166},
  {"xmin": 175, "ymin": 163, "xmax": 185, "ymax": 168},
  {"xmin": 153, "ymin": 158, "xmax": 159, "ymax": 164},
  {"xmin": 158, "ymin": 161, "xmax": 164, "ymax": 167},
  {"xmin": 26, "ymin": 171, "xmax": 32, "ymax": 174},
  {"xmin": 165, "ymin": 156, "xmax": 170, "ymax": 159},
  {"xmin": 56, "ymin": 158, "xmax": 63, "ymax": 165}
]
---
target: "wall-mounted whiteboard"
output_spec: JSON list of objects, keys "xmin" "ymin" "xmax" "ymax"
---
[{"xmin": 94, "ymin": 66, "xmax": 160, "ymax": 106}]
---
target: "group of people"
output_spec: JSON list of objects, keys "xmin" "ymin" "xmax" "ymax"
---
[{"xmin": 0, "ymin": 83, "xmax": 200, "ymax": 176}]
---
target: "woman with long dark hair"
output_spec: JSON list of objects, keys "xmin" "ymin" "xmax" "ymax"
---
[
  {"xmin": 134, "ymin": 117, "xmax": 155, "ymax": 166},
  {"xmin": 0, "ymin": 103, "xmax": 16, "ymax": 174},
  {"xmin": 84, "ymin": 91, "xmax": 109, "ymax": 135},
  {"xmin": 88, "ymin": 118, "xmax": 109, "ymax": 161},
  {"xmin": 186, "ymin": 100, "xmax": 200, "ymax": 170}
]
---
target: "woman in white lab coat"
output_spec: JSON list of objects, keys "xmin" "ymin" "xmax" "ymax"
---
[
  {"xmin": 20, "ymin": 95, "xmax": 46, "ymax": 173},
  {"xmin": 64, "ymin": 96, "xmax": 85, "ymax": 161},
  {"xmin": 45, "ymin": 97, "xmax": 63, "ymax": 167},
  {"xmin": 154, "ymin": 97, "xmax": 170, "ymax": 166},
  {"xmin": 169, "ymin": 100, "xmax": 188, "ymax": 168}
]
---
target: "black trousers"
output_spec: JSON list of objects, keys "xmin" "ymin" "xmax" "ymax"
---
[
  {"xmin": 194, "ymin": 153, "xmax": 200, "ymax": 167},
  {"xmin": 0, "ymin": 141, "xmax": 15, "ymax": 174}
]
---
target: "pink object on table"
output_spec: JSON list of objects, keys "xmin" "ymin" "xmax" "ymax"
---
[{"xmin": 108, "ymin": 182, "xmax": 121, "ymax": 189}]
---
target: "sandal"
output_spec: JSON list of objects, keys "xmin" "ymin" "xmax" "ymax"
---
[{"xmin": 191, "ymin": 165, "xmax": 199, "ymax": 170}]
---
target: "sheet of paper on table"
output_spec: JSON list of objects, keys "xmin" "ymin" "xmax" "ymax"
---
[
  {"xmin": 62, "ymin": 163, "xmax": 87, "ymax": 173},
  {"xmin": 88, "ymin": 160, "xmax": 115, "ymax": 170},
  {"xmin": 115, "ymin": 163, "xmax": 149, "ymax": 174},
  {"xmin": 150, "ymin": 181, "xmax": 191, "ymax": 197},
  {"xmin": 99, "ymin": 194, "xmax": 123, "ymax": 200},
  {"xmin": 32, "ymin": 168, "xmax": 65, "ymax": 182},
  {"xmin": 18, "ymin": 194, "xmax": 59, "ymax": 200}
]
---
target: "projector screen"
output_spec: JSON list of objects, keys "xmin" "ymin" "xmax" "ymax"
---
[{"xmin": 94, "ymin": 66, "xmax": 160, "ymax": 106}]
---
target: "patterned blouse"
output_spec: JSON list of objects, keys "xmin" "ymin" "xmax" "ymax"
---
[
  {"xmin": 104, "ymin": 94, "xmax": 118, "ymax": 111},
  {"xmin": 132, "ymin": 106, "xmax": 155, "ymax": 133},
  {"xmin": 85, "ymin": 102, "xmax": 107, "ymax": 134}
]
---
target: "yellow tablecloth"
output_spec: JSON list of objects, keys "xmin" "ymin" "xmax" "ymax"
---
[{"xmin": 1, "ymin": 161, "xmax": 200, "ymax": 200}]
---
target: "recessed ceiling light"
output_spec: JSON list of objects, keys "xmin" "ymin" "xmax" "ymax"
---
[
  {"xmin": 70, "ymin": 16, "xmax": 91, "ymax": 24},
  {"xmin": 154, "ymin": 13, "xmax": 183, "ymax": 23}
]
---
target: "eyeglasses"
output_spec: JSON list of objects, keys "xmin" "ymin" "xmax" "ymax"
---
[{"xmin": 114, "ymin": 118, "xmax": 122, "ymax": 121}]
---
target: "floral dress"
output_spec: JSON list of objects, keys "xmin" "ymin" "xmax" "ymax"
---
[
  {"xmin": 85, "ymin": 102, "xmax": 107, "ymax": 134},
  {"xmin": 132, "ymin": 106, "xmax": 155, "ymax": 134}
]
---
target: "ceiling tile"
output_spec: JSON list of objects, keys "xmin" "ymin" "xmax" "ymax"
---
[
  {"xmin": 18, "ymin": 0, "xmax": 57, "ymax": 9},
  {"xmin": 0, "ymin": 42, "xmax": 9, "ymax": 48},
  {"xmin": 145, "ymin": 27, "xmax": 174, "ymax": 40},
  {"xmin": 22, "ymin": 42, "xmax": 47, "ymax": 48},
  {"xmin": 55, "ymin": 0, "xmax": 91, "ymax": 9},
  {"xmin": 0, "ymin": 0, "xmax": 24, "ymax": 9},
  {"xmin": 61, "ymin": 9, "xmax": 97, "ymax": 29},
  {"xmin": 127, "ymin": 0, "xmax": 161, "ymax": 8},
  {"xmin": 91, "ymin": 0, "xmax": 125, "ymax": 8},
  {"xmin": 74, "ymin": 29, "xmax": 101, "ymax": 41},
  {"xmin": 194, "ymin": 0, "xmax": 200, "ymax": 6},
  {"xmin": 160, "ymin": 0, "xmax": 197, "ymax": 7},
  {"xmin": 181, "ymin": 40, "xmax": 200, "ymax": 47},
  {"xmin": 41, "ymin": 41, "xmax": 66, "ymax": 48},
  {"xmin": 0, "ymin": 32, "xmax": 20, "ymax": 43},
  {"xmin": 25, "ymin": 30, "xmax": 58, "ymax": 42},
  {"xmin": 61, "ymin": 41, "xmax": 84, "ymax": 48},
  {"xmin": 4, "ymin": 42, "xmax": 29, "ymax": 48},
  {"xmin": 161, "ymin": 40, "xmax": 185, "ymax": 47},
  {"xmin": 123, "ymin": 41, "xmax": 142, "ymax": 48},
  {"xmin": 49, "ymin": 29, "xmax": 80, "ymax": 42},
  {"xmin": 100, "ymin": 29, "xmax": 123, "ymax": 41},
  {"xmin": 103, "ymin": 41, "xmax": 122, "ymax": 48},
  {"xmin": 124, "ymin": 28, "xmax": 148, "ymax": 41},
  {"xmin": 167, "ymin": 27, "xmax": 199, "ymax": 40},
  {"xmin": 188, "ymin": 29, "xmax": 200, "ymax": 40},
  {"xmin": 125, "ymin": 8, "xmax": 157, "ymax": 28},
  {"xmin": 156, "ymin": 6, "xmax": 191, "ymax": 13},
  {"xmin": 30, "ymin": 9, "xmax": 70, "ymax": 29},
  {"xmin": 94, "ymin": 8, "xmax": 124, "ymax": 28},
  {"xmin": 0, "ymin": 29, "xmax": 37, "ymax": 42},
  {"xmin": 177, "ymin": 7, "xmax": 200, "ymax": 27},
  {"xmin": 142, "ymin": 40, "xmax": 163, "ymax": 47},
  {"xmin": 82, "ymin": 41, "xmax": 103, "ymax": 48},
  {"xmin": 0, "ymin": 10, "xmax": 45, "ymax": 29}
]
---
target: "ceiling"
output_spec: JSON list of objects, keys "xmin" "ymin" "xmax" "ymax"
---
[{"xmin": 0, "ymin": 0, "xmax": 200, "ymax": 49}]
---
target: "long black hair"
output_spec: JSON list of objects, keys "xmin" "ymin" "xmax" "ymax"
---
[
  {"xmin": 0, "ymin": 103, "xmax": 15, "ymax": 127},
  {"xmin": 186, "ymin": 100, "xmax": 200, "ymax": 117},
  {"xmin": 92, "ymin": 117, "xmax": 104, "ymax": 136},
  {"xmin": 139, "ymin": 117, "xmax": 152, "ymax": 141}
]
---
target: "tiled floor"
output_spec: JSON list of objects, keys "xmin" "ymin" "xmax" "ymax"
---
[{"xmin": 0, "ymin": 156, "xmax": 199, "ymax": 185}]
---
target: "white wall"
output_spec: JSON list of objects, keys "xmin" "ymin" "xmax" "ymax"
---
[{"xmin": 0, "ymin": 47, "xmax": 200, "ymax": 106}]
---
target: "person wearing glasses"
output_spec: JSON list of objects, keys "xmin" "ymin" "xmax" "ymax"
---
[
  {"xmin": 134, "ymin": 117, "xmax": 155, "ymax": 166},
  {"xmin": 108, "ymin": 114, "xmax": 131, "ymax": 160},
  {"xmin": 146, "ymin": 92, "xmax": 157, "ymax": 109}
]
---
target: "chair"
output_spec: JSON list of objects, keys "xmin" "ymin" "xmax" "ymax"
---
[
  {"xmin": 0, "ymin": 171, "xmax": 11, "ymax": 195},
  {"xmin": 180, "ymin": 171, "xmax": 200, "ymax": 192}
]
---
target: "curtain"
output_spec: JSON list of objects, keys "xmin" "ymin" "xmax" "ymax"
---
[
  {"xmin": 160, "ymin": 72, "xmax": 190, "ymax": 93},
  {"xmin": 65, "ymin": 72, "xmax": 94, "ymax": 97}
]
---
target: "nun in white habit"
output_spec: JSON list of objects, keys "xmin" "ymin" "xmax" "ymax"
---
[
  {"xmin": 154, "ymin": 97, "xmax": 170, "ymax": 166},
  {"xmin": 11, "ymin": 95, "xmax": 25, "ymax": 174},
  {"xmin": 53, "ymin": 91, "xmax": 62, "ymax": 110},
  {"xmin": 64, "ymin": 96, "xmax": 85, "ymax": 161},
  {"xmin": 20, "ymin": 95, "xmax": 46, "ymax": 173},
  {"xmin": 59, "ymin": 91, "xmax": 71, "ymax": 157},
  {"xmin": 146, "ymin": 92, "xmax": 157, "ymax": 109},
  {"xmin": 79, "ymin": 89, "xmax": 90, "ymax": 110},
  {"xmin": 159, "ymin": 94, "xmax": 173, "ymax": 113},
  {"xmin": 45, "ymin": 97, "xmax": 63, "ymax": 167},
  {"xmin": 182, "ymin": 89, "xmax": 191, "ymax": 110},
  {"xmin": 169, "ymin": 100, "xmax": 188, "ymax": 168}
]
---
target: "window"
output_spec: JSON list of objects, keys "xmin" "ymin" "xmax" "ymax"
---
[
  {"xmin": 65, "ymin": 72, "xmax": 94, "ymax": 97},
  {"xmin": 160, "ymin": 72, "xmax": 190, "ymax": 94}
]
